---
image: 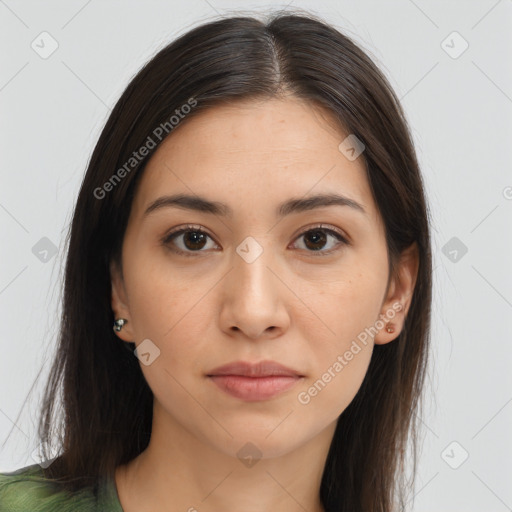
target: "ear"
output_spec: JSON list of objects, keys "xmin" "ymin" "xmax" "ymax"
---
[
  {"xmin": 110, "ymin": 259, "xmax": 135, "ymax": 342},
  {"xmin": 374, "ymin": 242, "xmax": 419, "ymax": 345}
]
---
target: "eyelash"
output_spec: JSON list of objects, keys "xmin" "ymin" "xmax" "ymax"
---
[{"xmin": 161, "ymin": 224, "xmax": 350, "ymax": 258}]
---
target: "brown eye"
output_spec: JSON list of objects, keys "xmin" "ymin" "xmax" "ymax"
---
[
  {"xmin": 303, "ymin": 229, "xmax": 328, "ymax": 251},
  {"xmin": 162, "ymin": 224, "xmax": 349, "ymax": 258},
  {"xmin": 292, "ymin": 226, "xmax": 348, "ymax": 256},
  {"xmin": 181, "ymin": 230, "xmax": 208, "ymax": 250},
  {"xmin": 162, "ymin": 226, "xmax": 218, "ymax": 256}
]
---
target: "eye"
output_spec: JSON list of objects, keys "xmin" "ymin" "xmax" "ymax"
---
[
  {"xmin": 161, "ymin": 224, "xmax": 218, "ymax": 257},
  {"xmin": 291, "ymin": 224, "xmax": 349, "ymax": 256},
  {"xmin": 161, "ymin": 224, "xmax": 349, "ymax": 257}
]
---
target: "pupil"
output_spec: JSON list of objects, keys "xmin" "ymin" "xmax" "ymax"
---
[
  {"xmin": 305, "ymin": 230, "xmax": 326, "ymax": 251},
  {"xmin": 184, "ymin": 231, "xmax": 206, "ymax": 250}
]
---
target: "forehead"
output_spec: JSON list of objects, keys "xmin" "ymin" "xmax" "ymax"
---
[
  {"xmin": 130, "ymin": 97, "xmax": 379, "ymax": 225},
  {"xmin": 159, "ymin": 96, "xmax": 349, "ymax": 157}
]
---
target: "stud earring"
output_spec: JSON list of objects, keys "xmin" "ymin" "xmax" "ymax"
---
[
  {"xmin": 386, "ymin": 324, "xmax": 395, "ymax": 334},
  {"xmin": 113, "ymin": 318, "xmax": 128, "ymax": 332}
]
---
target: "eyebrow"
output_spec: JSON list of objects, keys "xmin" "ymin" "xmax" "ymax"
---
[{"xmin": 143, "ymin": 192, "xmax": 367, "ymax": 219}]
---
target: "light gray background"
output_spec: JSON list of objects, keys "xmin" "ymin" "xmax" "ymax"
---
[{"xmin": 1, "ymin": 1, "xmax": 511, "ymax": 511}]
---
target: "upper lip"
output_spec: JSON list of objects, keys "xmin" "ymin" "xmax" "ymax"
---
[{"xmin": 207, "ymin": 360, "xmax": 304, "ymax": 378}]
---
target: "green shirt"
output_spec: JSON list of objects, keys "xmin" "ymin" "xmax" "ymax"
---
[{"xmin": 0, "ymin": 462, "xmax": 124, "ymax": 511}]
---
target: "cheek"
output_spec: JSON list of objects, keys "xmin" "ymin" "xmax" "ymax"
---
[
  {"xmin": 123, "ymin": 249, "xmax": 202, "ymax": 339},
  {"xmin": 299, "ymin": 343, "xmax": 373, "ymax": 419},
  {"xmin": 296, "ymin": 286, "xmax": 376, "ymax": 419},
  {"xmin": 135, "ymin": 305, "xmax": 209, "ymax": 417},
  {"xmin": 294, "ymin": 268, "xmax": 384, "ymax": 409},
  {"xmin": 298, "ymin": 267, "xmax": 386, "ymax": 345}
]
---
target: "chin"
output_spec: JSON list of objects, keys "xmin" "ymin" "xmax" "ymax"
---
[{"xmin": 208, "ymin": 426, "xmax": 308, "ymax": 461}]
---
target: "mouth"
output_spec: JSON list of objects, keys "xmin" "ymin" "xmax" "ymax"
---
[
  {"xmin": 207, "ymin": 374, "xmax": 303, "ymax": 401},
  {"xmin": 206, "ymin": 360, "xmax": 305, "ymax": 401},
  {"xmin": 207, "ymin": 359, "xmax": 304, "ymax": 378}
]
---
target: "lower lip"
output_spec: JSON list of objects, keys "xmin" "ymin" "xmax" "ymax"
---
[{"xmin": 208, "ymin": 375, "xmax": 302, "ymax": 401}]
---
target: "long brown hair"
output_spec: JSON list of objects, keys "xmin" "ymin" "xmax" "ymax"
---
[{"xmin": 29, "ymin": 10, "xmax": 431, "ymax": 511}]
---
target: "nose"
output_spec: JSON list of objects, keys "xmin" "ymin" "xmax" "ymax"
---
[{"xmin": 219, "ymin": 239, "xmax": 290, "ymax": 340}]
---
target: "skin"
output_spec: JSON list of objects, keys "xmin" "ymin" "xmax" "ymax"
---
[{"xmin": 111, "ymin": 96, "xmax": 419, "ymax": 512}]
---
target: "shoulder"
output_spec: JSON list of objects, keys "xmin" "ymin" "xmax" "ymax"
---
[{"xmin": 0, "ymin": 463, "xmax": 106, "ymax": 511}]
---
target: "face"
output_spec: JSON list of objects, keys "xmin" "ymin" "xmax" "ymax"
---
[{"xmin": 111, "ymin": 96, "xmax": 417, "ymax": 460}]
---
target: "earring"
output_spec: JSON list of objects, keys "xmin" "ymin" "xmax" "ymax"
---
[
  {"xmin": 386, "ymin": 324, "xmax": 395, "ymax": 333},
  {"xmin": 113, "ymin": 318, "xmax": 128, "ymax": 332}
]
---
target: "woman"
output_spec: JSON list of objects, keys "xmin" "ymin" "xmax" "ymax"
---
[{"xmin": 0, "ymin": 10, "xmax": 432, "ymax": 512}]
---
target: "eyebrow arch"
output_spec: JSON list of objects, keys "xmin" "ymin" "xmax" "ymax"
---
[{"xmin": 143, "ymin": 192, "xmax": 367, "ymax": 218}]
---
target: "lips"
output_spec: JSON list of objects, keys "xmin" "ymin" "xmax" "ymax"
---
[
  {"xmin": 206, "ymin": 360, "xmax": 305, "ymax": 401},
  {"xmin": 207, "ymin": 360, "xmax": 304, "ymax": 378}
]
